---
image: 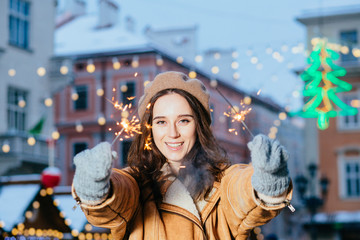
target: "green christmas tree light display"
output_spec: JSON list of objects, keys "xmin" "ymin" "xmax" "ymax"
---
[{"xmin": 293, "ymin": 39, "xmax": 358, "ymax": 130}]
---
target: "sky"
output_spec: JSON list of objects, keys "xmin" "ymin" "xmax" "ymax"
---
[{"xmin": 79, "ymin": 0, "xmax": 360, "ymax": 110}]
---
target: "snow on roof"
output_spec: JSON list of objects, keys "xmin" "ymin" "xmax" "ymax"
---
[
  {"xmin": 54, "ymin": 194, "xmax": 88, "ymax": 231},
  {"xmin": 55, "ymin": 14, "xmax": 150, "ymax": 57},
  {"xmin": 314, "ymin": 211, "xmax": 360, "ymax": 223},
  {"xmin": 0, "ymin": 184, "xmax": 40, "ymax": 231}
]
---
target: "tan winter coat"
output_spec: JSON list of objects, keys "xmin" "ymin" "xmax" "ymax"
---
[{"xmin": 73, "ymin": 164, "xmax": 293, "ymax": 240}]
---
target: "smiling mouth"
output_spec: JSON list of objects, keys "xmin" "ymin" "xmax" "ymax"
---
[{"xmin": 166, "ymin": 142, "xmax": 183, "ymax": 148}]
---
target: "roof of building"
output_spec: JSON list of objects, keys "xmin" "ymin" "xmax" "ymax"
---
[
  {"xmin": 55, "ymin": 13, "xmax": 150, "ymax": 57},
  {"xmin": 296, "ymin": 4, "xmax": 360, "ymax": 24}
]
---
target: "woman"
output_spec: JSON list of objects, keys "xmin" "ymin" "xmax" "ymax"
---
[{"xmin": 72, "ymin": 71, "xmax": 293, "ymax": 240}]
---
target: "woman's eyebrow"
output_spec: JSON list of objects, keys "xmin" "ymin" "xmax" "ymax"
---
[
  {"xmin": 152, "ymin": 114, "xmax": 194, "ymax": 121},
  {"xmin": 178, "ymin": 114, "xmax": 194, "ymax": 118}
]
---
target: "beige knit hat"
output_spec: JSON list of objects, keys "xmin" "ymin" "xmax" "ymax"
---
[{"xmin": 138, "ymin": 71, "xmax": 210, "ymax": 119}]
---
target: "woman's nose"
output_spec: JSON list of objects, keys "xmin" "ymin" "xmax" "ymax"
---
[{"xmin": 168, "ymin": 123, "xmax": 180, "ymax": 138}]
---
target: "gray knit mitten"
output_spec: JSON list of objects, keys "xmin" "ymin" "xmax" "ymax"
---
[
  {"xmin": 73, "ymin": 142, "xmax": 117, "ymax": 205},
  {"xmin": 248, "ymin": 134, "xmax": 290, "ymax": 196}
]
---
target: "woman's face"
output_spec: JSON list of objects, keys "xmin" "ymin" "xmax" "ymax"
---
[{"xmin": 152, "ymin": 93, "xmax": 196, "ymax": 168}]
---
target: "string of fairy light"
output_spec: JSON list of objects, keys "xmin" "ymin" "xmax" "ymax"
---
[
  {"xmin": 0, "ymin": 186, "xmax": 114, "ymax": 240},
  {"xmin": 2, "ymin": 38, "xmax": 360, "ymax": 153}
]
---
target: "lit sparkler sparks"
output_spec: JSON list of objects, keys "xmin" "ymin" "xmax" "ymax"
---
[
  {"xmin": 215, "ymin": 87, "xmax": 255, "ymax": 138},
  {"xmin": 107, "ymin": 98, "xmax": 142, "ymax": 146}
]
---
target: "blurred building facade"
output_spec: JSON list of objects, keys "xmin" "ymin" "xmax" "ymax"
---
[
  {"xmin": 0, "ymin": 0, "xmax": 57, "ymax": 175},
  {"xmin": 296, "ymin": 5, "xmax": 360, "ymax": 240}
]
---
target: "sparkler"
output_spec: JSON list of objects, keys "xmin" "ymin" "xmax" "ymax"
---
[
  {"xmin": 107, "ymin": 98, "xmax": 142, "ymax": 146},
  {"xmin": 215, "ymin": 87, "xmax": 254, "ymax": 139}
]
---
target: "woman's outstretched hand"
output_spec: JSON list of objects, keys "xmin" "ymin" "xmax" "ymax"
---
[
  {"xmin": 73, "ymin": 142, "xmax": 117, "ymax": 205},
  {"xmin": 248, "ymin": 134, "xmax": 290, "ymax": 196}
]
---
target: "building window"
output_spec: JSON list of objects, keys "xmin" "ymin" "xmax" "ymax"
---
[
  {"xmin": 338, "ymin": 91, "xmax": 360, "ymax": 130},
  {"xmin": 340, "ymin": 30, "xmax": 357, "ymax": 63},
  {"xmin": 120, "ymin": 141, "xmax": 132, "ymax": 166},
  {"xmin": 7, "ymin": 87, "xmax": 27, "ymax": 132},
  {"xmin": 340, "ymin": 156, "xmax": 360, "ymax": 198},
  {"xmin": 72, "ymin": 142, "xmax": 88, "ymax": 168},
  {"xmin": 120, "ymin": 81, "xmax": 136, "ymax": 106},
  {"xmin": 74, "ymin": 85, "xmax": 88, "ymax": 110},
  {"xmin": 9, "ymin": 0, "xmax": 30, "ymax": 49}
]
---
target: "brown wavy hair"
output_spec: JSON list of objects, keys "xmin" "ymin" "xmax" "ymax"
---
[{"xmin": 127, "ymin": 89, "xmax": 230, "ymax": 202}]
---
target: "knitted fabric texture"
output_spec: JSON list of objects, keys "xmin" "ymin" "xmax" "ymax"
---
[
  {"xmin": 73, "ymin": 142, "xmax": 117, "ymax": 205},
  {"xmin": 138, "ymin": 71, "xmax": 210, "ymax": 119},
  {"xmin": 248, "ymin": 134, "xmax": 290, "ymax": 196}
]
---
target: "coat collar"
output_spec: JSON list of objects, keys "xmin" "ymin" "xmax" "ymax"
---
[{"xmin": 159, "ymin": 163, "xmax": 219, "ymax": 222}]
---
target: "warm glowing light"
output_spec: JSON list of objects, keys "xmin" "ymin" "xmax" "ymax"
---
[
  {"xmin": 85, "ymin": 224, "xmax": 93, "ymax": 231},
  {"xmin": 176, "ymin": 56, "xmax": 184, "ymax": 63},
  {"xmin": 279, "ymin": 112, "xmax": 287, "ymax": 120},
  {"xmin": 156, "ymin": 55, "xmax": 164, "ymax": 66},
  {"xmin": 188, "ymin": 71, "xmax": 197, "ymax": 79},
  {"xmin": 76, "ymin": 121, "xmax": 84, "ymax": 132},
  {"xmin": 233, "ymin": 72, "xmax": 240, "ymax": 80},
  {"xmin": 274, "ymin": 119, "xmax": 281, "ymax": 126},
  {"xmin": 352, "ymin": 48, "xmax": 360, "ymax": 57},
  {"xmin": 53, "ymin": 199, "xmax": 60, "ymax": 206},
  {"xmin": 131, "ymin": 56, "xmax": 139, "ymax": 68},
  {"xmin": 340, "ymin": 46, "xmax": 349, "ymax": 54},
  {"xmin": 211, "ymin": 66, "xmax": 219, "ymax": 74},
  {"xmin": 18, "ymin": 98, "xmax": 26, "ymax": 108},
  {"xmin": 121, "ymin": 85, "xmax": 128, "ymax": 92},
  {"xmin": 8, "ymin": 68, "xmax": 16, "ymax": 77},
  {"xmin": 231, "ymin": 61, "xmax": 239, "ymax": 69},
  {"xmin": 210, "ymin": 79, "xmax": 218, "ymax": 88},
  {"xmin": 60, "ymin": 65, "xmax": 69, "ymax": 75},
  {"xmin": 2, "ymin": 141, "xmax": 10, "ymax": 153},
  {"xmin": 46, "ymin": 187, "xmax": 54, "ymax": 195},
  {"xmin": 65, "ymin": 218, "xmax": 72, "ymax": 226},
  {"xmin": 33, "ymin": 201, "xmax": 40, "ymax": 209},
  {"xmin": 250, "ymin": 57, "xmax": 258, "ymax": 64},
  {"xmin": 96, "ymin": 88, "xmax": 104, "ymax": 96},
  {"xmin": 71, "ymin": 230, "xmax": 79, "ymax": 237},
  {"xmin": 86, "ymin": 233, "xmax": 93, "ymax": 240},
  {"xmin": 27, "ymin": 136, "xmax": 36, "ymax": 146},
  {"xmin": 12, "ymin": 228, "xmax": 19, "ymax": 236},
  {"xmin": 270, "ymin": 126, "xmax": 278, "ymax": 134},
  {"xmin": 254, "ymin": 227, "xmax": 261, "ymax": 234},
  {"xmin": 71, "ymin": 89, "xmax": 79, "ymax": 101},
  {"xmin": 86, "ymin": 60, "xmax": 95, "ymax": 73},
  {"xmin": 25, "ymin": 211, "xmax": 33, "ymax": 219},
  {"xmin": 40, "ymin": 189, "xmax": 47, "ymax": 196},
  {"xmin": 37, "ymin": 67, "xmax": 46, "ymax": 77},
  {"xmin": 257, "ymin": 89, "xmax": 261, "ymax": 95},
  {"xmin": 52, "ymin": 131, "xmax": 60, "ymax": 140},
  {"xmin": 29, "ymin": 228, "xmax": 36, "ymax": 236},
  {"xmin": 144, "ymin": 80, "xmax": 150, "ymax": 87},
  {"xmin": 112, "ymin": 57, "xmax": 121, "ymax": 70},
  {"xmin": 98, "ymin": 115, "xmax": 106, "ymax": 125},
  {"xmin": 244, "ymin": 96, "xmax": 251, "ymax": 105},
  {"xmin": 351, "ymin": 99, "xmax": 360, "ymax": 108},
  {"xmin": 195, "ymin": 55, "xmax": 203, "ymax": 63},
  {"xmin": 44, "ymin": 97, "xmax": 53, "ymax": 107}
]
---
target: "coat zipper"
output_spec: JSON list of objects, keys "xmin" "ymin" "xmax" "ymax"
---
[{"xmin": 285, "ymin": 200, "xmax": 295, "ymax": 212}]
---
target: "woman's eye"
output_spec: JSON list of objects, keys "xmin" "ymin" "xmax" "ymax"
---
[
  {"xmin": 179, "ymin": 119, "xmax": 190, "ymax": 124},
  {"xmin": 156, "ymin": 120, "xmax": 166, "ymax": 125}
]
